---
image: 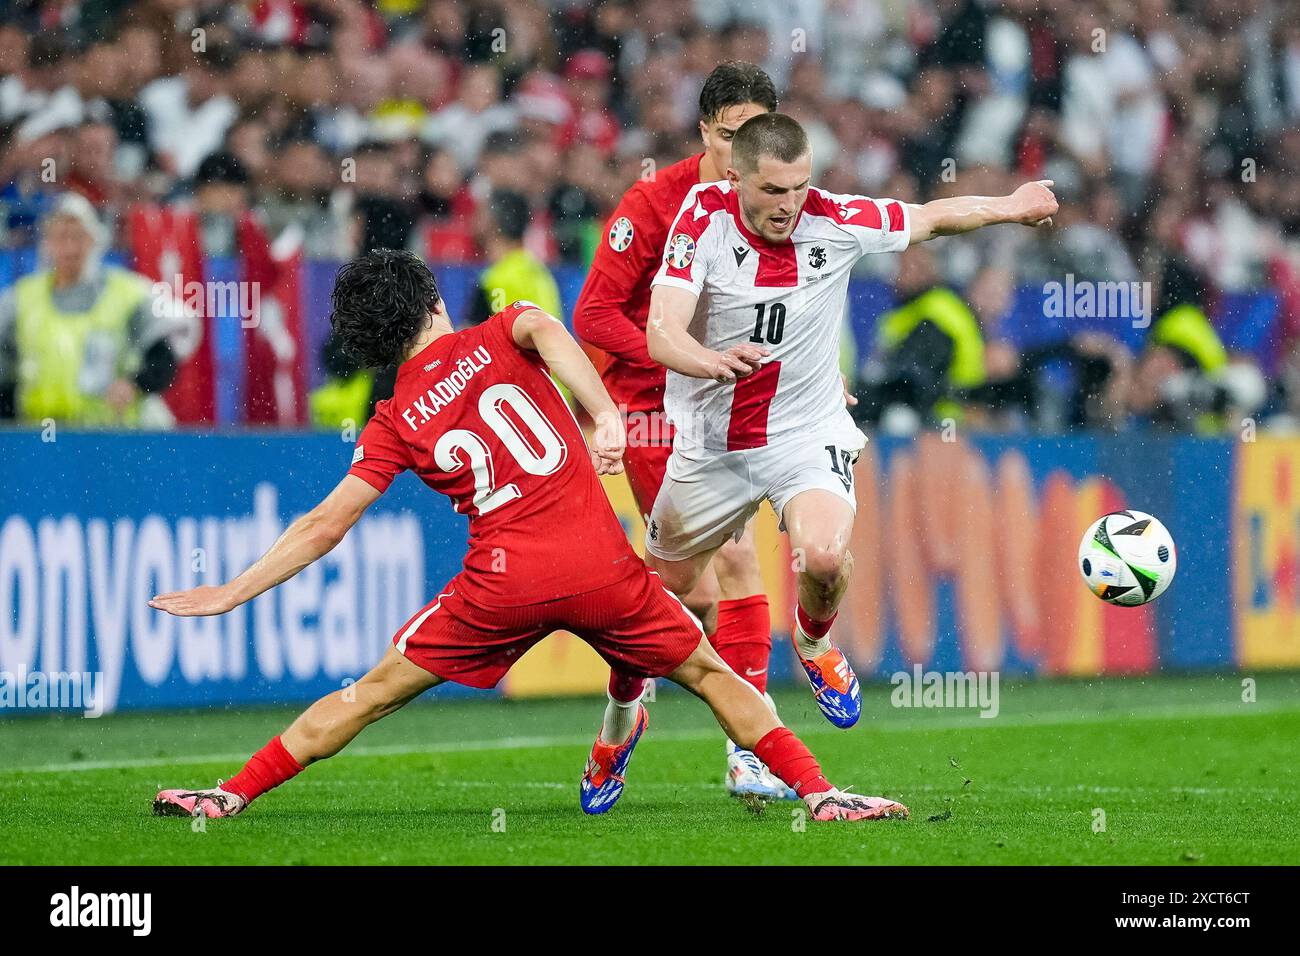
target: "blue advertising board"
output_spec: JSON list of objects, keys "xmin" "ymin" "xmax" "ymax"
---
[{"xmin": 0, "ymin": 430, "xmax": 1243, "ymax": 714}]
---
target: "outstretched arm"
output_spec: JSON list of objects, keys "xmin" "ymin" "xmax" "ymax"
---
[
  {"xmin": 150, "ymin": 475, "xmax": 381, "ymax": 616},
  {"xmin": 511, "ymin": 307, "xmax": 626, "ymax": 475},
  {"xmin": 909, "ymin": 180, "xmax": 1059, "ymax": 244},
  {"xmin": 646, "ymin": 284, "xmax": 769, "ymax": 382}
]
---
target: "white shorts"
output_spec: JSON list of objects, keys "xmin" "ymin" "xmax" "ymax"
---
[{"xmin": 644, "ymin": 412, "xmax": 868, "ymax": 562}]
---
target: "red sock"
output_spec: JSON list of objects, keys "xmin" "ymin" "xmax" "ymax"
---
[
  {"xmin": 711, "ymin": 595, "xmax": 772, "ymax": 693},
  {"xmin": 795, "ymin": 603, "xmax": 837, "ymax": 638},
  {"xmin": 607, "ymin": 669, "xmax": 647, "ymax": 704},
  {"xmin": 753, "ymin": 727, "xmax": 832, "ymax": 797},
  {"xmin": 222, "ymin": 736, "xmax": 304, "ymax": 805}
]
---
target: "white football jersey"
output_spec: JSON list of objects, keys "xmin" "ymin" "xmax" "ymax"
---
[{"xmin": 651, "ymin": 180, "xmax": 910, "ymax": 451}]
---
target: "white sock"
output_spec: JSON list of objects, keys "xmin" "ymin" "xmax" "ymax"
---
[
  {"xmin": 794, "ymin": 618, "xmax": 832, "ymax": 659},
  {"xmin": 599, "ymin": 689, "xmax": 643, "ymax": 744}
]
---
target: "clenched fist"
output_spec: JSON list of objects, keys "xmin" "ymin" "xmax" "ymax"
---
[{"xmin": 1006, "ymin": 180, "xmax": 1059, "ymax": 228}]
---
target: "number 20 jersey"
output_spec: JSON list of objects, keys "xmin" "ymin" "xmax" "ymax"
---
[
  {"xmin": 347, "ymin": 302, "xmax": 640, "ymax": 607},
  {"xmin": 650, "ymin": 181, "xmax": 911, "ymax": 452}
]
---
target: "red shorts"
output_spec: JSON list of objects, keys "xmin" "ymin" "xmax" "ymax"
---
[
  {"xmin": 623, "ymin": 436, "xmax": 672, "ymax": 520},
  {"xmin": 392, "ymin": 567, "xmax": 703, "ymax": 689}
]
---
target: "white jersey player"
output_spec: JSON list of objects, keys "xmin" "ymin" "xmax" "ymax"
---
[
  {"xmin": 643, "ymin": 112, "xmax": 1058, "ymax": 728},
  {"xmin": 653, "ymin": 179, "xmax": 907, "ymax": 456}
]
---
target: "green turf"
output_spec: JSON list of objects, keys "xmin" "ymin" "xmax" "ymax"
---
[{"xmin": 2, "ymin": 673, "xmax": 1298, "ymax": 865}]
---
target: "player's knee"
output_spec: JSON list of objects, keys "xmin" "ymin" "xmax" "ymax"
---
[
  {"xmin": 646, "ymin": 553, "xmax": 700, "ymax": 596},
  {"xmin": 798, "ymin": 543, "xmax": 849, "ymax": 583}
]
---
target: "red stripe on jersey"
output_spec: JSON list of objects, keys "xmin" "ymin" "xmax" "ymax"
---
[
  {"xmin": 886, "ymin": 201, "xmax": 904, "ymax": 232},
  {"xmin": 803, "ymin": 190, "xmax": 882, "ymax": 229},
  {"xmin": 664, "ymin": 186, "xmax": 727, "ymax": 281},
  {"xmin": 755, "ymin": 245, "xmax": 798, "ymax": 287},
  {"xmin": 727, "ymin": 360, "xmax": 782, "ymax": 450},
  {"xmin": 720, "ymin": 189, "xmax": 799, "ymax": 288}
]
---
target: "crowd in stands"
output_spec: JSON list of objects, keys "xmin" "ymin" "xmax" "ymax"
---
[{"xmin": 3, "ymin": 0, "xmax": 1300, "ymax": 433}]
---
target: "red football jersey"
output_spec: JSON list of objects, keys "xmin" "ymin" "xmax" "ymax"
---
[
  {"xmin": 347, "ymin": 303, "xmax": 641, "ymax": 606},
  {"xmin": 573, "ymin": 153, "xmax": 705, "ymax": 413}
]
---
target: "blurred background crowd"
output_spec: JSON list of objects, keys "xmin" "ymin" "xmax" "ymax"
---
[{"xmin": 2, "ymin": 0, "xmax": 1300, "ymax": 434}]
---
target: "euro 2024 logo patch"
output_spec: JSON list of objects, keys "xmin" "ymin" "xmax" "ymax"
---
[
  {"xmin": 608, "ymin": 216, "xmax": 634, "ymax": 252},
  {"xmin": 667, "ymin": 233, "xmax": 696, "ymax": 269}
]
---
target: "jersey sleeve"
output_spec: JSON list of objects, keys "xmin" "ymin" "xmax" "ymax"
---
[
  {"xmin": 815, "ymin": 189, "xmax": 912, "ymax": 256},
  {"xmin": 347, "ymin": 405, "xmax": 413, "ymax": 494},
  {"xmin": 573, "ymin": 268, "xmax": 653, "ymax": 365},
  {"xmin": 573, "ymin": 186, "xmax": 659, "ymax": 364},
  {"xmin": 650, "ymin": 185, "xmax": 724, "ymax": 297},
  {"xmin": 483, "ymin": 300, "xmax": 553, "ymax": 369}
]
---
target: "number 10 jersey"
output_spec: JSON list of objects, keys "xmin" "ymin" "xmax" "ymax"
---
[{"xmin": 650, "ymin": 181, "xmax": 911, "ymax": 452}]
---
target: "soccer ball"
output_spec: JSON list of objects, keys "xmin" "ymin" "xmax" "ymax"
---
[{"xmin": 1078, "ymin": 510, "xmax": 1177, "ymax": 606}]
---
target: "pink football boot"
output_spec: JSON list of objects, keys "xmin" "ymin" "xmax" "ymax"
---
[
  {"xmin": 805, "ymin": 788, "xmax": 909, "ymax": 821},
  {"xmin": 153, "ymin": 786, "xmax": 246, "ymax": 819}
]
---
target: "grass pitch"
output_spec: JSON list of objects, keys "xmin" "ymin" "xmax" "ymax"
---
[{"xmin": 2, "ymin": 673, "xmax": 1298, "ymax": 865}]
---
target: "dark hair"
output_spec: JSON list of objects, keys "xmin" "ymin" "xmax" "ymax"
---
[
  {"xmin": 731, "ymin": 113, "xmax": 809, "ymax": 173},
  {"xmin": 1157, "ymin": 256, "xmax": 1205, "ymax": 314},
  {"xmin": 193, "ymin": 151, "xmax": 248, "ymax": 187},
  {"xmin": 481, "ymin": 129, "xmax": 526, "ymax": 157},
  {"xmin": 488, "ymin": 189, "xmax": 530, "ymax": 242},
  {"xmin": 29, "ymin": 33, "xmax": 70, "ymax": 68},
  {"xmin": 698, "ymin": 61, "xmax": 778, "ymax": 122},
  {"xmin": 330, "ymin": 249, "xmax": 442, "ymax": 369}
]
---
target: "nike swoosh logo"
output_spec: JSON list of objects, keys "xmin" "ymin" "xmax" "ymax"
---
[{"xmin": 744, "ymin": 667, "xmax": 767, "ymax": 677}]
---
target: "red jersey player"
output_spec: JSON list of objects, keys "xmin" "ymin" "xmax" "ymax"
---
[
  {"xmin": 148, "ymin": 250, "xmax": 907, "ymax": 823},
  {"xmin": 574, "ymin": 62, "xmax": 795, "ymax": 801}
]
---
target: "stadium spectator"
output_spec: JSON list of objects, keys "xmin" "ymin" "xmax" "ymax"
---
[
  {"xmin": 0, "ymin": 0, "xmax": 1296, "ymax": 433},
  {"xmin": 348, "ymin": 141, "xmax": 418, "ymax": 255},
  {"xmin": 0, "ymin": 193, "xmax": 182, "ymax": 427},
  {"xmin": 559, "ymin": 49, "xmax": 619, "ymax": 155},
  {"xmin": 138, "ymin": 44, "xmax": 239, "ymax": 180},
  {"xmin": 309, "ymin": 330, "xmax": 377, "ymax": 433},
  {"xmin": 466, "ymin": 188, "xmax": 562, "ymax": 326},
  {"xmin": 423, "ymin": 62, "xmax": 518, "ymax": 172},
  {"xmin": 190, "ymin": 151, "xmax": 251, "ymax": 256},
  {"xmin": 856, "ymin": 244, "xmax": 987, "ymax": 434},
  {"xmin": 1128, "ymin": 260, "xmax": 1266, "ymax": 432},
  {"xmin": 416, "ymin": 145, "xmax": 476, "ymax": 261},
  {"xmin": 64, "ymin": 120, "xmax": 124, "ymax": 213},
  {"xmin": 548, "ymin": 143, "xmax": 607, "ymax": 263},
  {"xmin": 259, "ymin": 137, "xmax": 349, "ymax": 259}
]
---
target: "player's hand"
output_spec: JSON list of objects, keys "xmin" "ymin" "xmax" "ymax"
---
[
  {"xmin": 841, "ymin": 372, "xmax": 858, "ymax": 408},
  {"xmin": 1006, "ymin": 180, "xmax": 1058, "ymax": 228},
  {"xmin": 590, "ymin": 410, "xmax": 626, "ymax": 476},
  {"xmin": 149, "ymin": 585, "xmax": 237, "ymax": 617},
  {"xmin": 711, "ymin": 344, "xmax": 769, "ymax": 382}
]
